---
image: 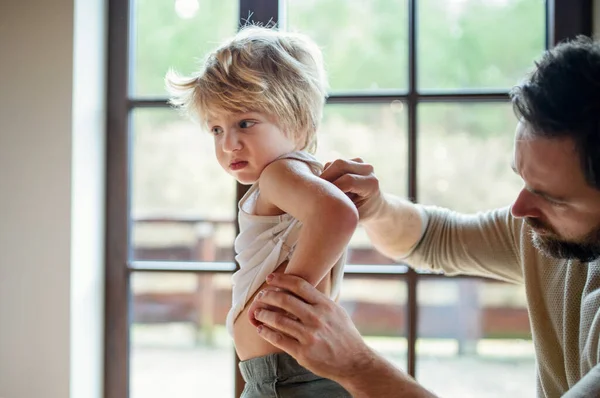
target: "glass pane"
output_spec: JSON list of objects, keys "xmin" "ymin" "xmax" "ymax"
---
[
  {"xmin": 319, "ymin": 103, "xmax": 407, "ymax": 264},
  {"xmin": 416, "ymin": 279, "xmax": 535, "ymax": 397},
  {"xmin": 341, "ymin": 276, "xmax": 407, "ymax": 371},
  {"xmin": 417, "ymin": 102, "xmax": 522, "ymax": 212},
  {"xmin": 286, "ymin": 0, "xmax": 408, "ymax": 92},
  {"xmin": 131, "ymin": 108, "xmax": 236, "ymax": 262},
  {"xmin": 418, "ymin": 0, "xmax": 545, "ymax": 91},
  {"xmin": 132, "ymin": 0, "xmax": 238, "ymax": 97},
  {"xmin": 130, "ymin": 272, "xmax": 234, "ymax": 398}
]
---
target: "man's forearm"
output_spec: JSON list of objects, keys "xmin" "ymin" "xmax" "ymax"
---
[
  {"xmin": 337, "ymin": 350, "xmax": 438, "ymax": 398},
  {"xmin": 362, "ymin": 193, "xmax": 425, "ymax": 259}
]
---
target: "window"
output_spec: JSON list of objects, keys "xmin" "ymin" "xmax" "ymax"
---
[{"xmin": 105, "ymin": 1, "xmax": 591, "ymax": 397}]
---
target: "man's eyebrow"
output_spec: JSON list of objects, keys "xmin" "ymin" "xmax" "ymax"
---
[
  {"xmin": 529, "ymin": 188, "xmax": 568, "ymax": 203},
  {"xmin": 522, "ymin": 184, "xmax": 569, "ymax": 203},
  {"xmin": 511, "ymin": 163, "xmax": 567, "ymax": 202}
]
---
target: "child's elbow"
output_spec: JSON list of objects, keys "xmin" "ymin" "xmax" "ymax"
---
[
  {"xmin": 343, "ymin": 202, "xmax": 360, "ymax": 232},
  {"xmin": 327, "ymin": 198, "xmax": 359, "ymax": 236}
]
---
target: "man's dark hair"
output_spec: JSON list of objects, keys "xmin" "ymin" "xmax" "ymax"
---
[{"xmin": 510, "ymin": 35, "xmax": 600, "ymax": 190}]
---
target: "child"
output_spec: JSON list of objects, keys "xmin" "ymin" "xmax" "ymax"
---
[{"xmin": 166, "ymin": 26, "xmax": 357, "ymax": 397}]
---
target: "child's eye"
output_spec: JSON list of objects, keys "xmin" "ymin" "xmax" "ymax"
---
[
  {"xmin": 211, "ymin": 126, "xmax": 223, "ymax": 136},
  {"xmin": 239, "ymin": 120, "xmax": 256, "ymax": 129}
]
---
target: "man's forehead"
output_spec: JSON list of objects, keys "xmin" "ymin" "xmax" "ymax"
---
[
  {"xmin": 512, "ymin": 122, "xmax": 591, "ymax": 196},
  {"xmin": 514, "ymin": 121, "xmax": 576, "ymax": 152}
]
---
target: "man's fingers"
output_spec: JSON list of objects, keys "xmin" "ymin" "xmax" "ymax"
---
[
  {"xmin": 331, "ymin": 173, "xmax": 377, "ymax": 198},
  {"xmin": 247, "ymin": 286, "xmax": 284, "ymax": 326},
  {"xmin": 248, "ymin": 302, "xmax": 284, "ymax": 326},
  {"xmin": 265, "ymin": 274, "xmax": 324, "ymax": 305},
  {"xmin": 256, "ymin": 324, "xmax": 299, "ymax": 354},
  {"xmin": 255, "ymin": 287, "xmax": 314, "ymax": 323},
  {"xmin": 320, "ymin": 158, "xmax": 373, "ymax": 183},
  {"xmin": 323, "ymin": 158, "xmax": 363, "ymax": 170},
  {"xmin": 255, "ymin": 307, "xmax": 308, "ymax": 344}
]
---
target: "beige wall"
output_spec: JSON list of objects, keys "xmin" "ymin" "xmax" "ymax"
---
[{"xmin": 0, "ymin": 0, "xmax": 106, "ymax": 397}]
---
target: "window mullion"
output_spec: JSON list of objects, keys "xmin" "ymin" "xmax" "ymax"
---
[
  {"xmin": 406, "ymin": 0, "xmax": 419, "ymax": 379},
  {"xmin": 105, "ymin": 0, "xmax": 132, "ymax": 396}
]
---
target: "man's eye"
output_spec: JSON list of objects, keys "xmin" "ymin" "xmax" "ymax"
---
[
  {"xmin": 543, "ymin": 196, "xmax": 566, "ymax": 207},
  {"xmin": 211, "ymin": 126, "xmax": 223, "ymax": 136},
  {"xmin": 548, "ymin": 199, "xmax": 566, "ymax": 208},
  {"xmin": 239, "ymin": 120, "xmax": 256, "ymax": 129}
]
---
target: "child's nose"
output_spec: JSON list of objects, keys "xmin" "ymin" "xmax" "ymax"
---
[{"xmin": 222, "ymin": 131, "xmax": 242, "ymax": 152}]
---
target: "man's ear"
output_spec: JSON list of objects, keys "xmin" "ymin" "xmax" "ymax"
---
[{"xmin": 582, "ymin": 130, "xmax": 600, "ymax": 190}]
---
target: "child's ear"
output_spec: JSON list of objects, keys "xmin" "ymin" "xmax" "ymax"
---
[
  {"xmin": 293, "ymin": 135, "xmax": 306, "ymax": 151},
  {"xmin": 293, "ymin": 129, "xmax": 308, "ymax": 148}
]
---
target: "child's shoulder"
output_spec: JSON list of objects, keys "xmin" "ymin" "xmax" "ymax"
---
[
  {"xmin": 257, "ymin": 153, "xmax": 320, "ymax": 192},
  {"xmin": 273, "ymin": 151, "xmax": 322, "ymax": 173},
  {"xmin": 261, "ymin": 156, "xmax": 313, "ymax": 181},
  {"xmin": 276, "ymin": 150, "xmax": 320, "ymax": 163}
]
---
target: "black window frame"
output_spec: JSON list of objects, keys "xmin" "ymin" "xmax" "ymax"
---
[{"xmin": 104, "ymin": 1, "xmax": 592, "ymax": 397}]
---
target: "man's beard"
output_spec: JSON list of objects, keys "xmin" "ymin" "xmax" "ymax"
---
[{"xmin": 526, "ymin": 218, "xmax": 600, "ymax": 262}]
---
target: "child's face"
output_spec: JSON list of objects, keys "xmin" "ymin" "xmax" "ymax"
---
[{"xmin": 208, "ymin": 111, "xmax": 297, "ymax": 184}]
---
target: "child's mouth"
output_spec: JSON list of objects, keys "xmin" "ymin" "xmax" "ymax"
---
[{"xmin": 230, "ymin": 161, "xmax": 248, "ymax": 171}]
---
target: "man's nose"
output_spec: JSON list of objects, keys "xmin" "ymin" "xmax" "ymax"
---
[{"xmin": 511, "ymin": 188, "xmax": 542, "ymax": 219}]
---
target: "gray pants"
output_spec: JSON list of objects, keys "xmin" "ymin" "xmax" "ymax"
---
[{"xmin": 239, "ymin": 352, "xmax": 352, "ymax": 398}]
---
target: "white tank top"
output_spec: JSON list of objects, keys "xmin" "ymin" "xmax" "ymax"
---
[{"xmin": 225, "ymin": 151, "xmax": 347, "ymax": 336}]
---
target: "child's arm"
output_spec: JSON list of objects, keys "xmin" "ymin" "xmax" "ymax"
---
[{"xmin": 258, "ymin": 158, "xmax": 359, "ymax": 286}]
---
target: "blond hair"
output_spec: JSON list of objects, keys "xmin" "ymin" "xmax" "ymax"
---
[{"xmin": 165, "ymin": 26, "xmax": 328, "ymax": 154}]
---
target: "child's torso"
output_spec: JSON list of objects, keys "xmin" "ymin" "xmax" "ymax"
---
[
  {"xmin": 233, "ymin": 258, "xmax": 333, "ymax": 360},
  {"xmin": 233, "ymin": 152, "xmax": 332, "ymax": 361}
]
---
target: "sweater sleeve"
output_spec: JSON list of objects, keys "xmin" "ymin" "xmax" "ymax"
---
[
  {"xmin": 562, "ymin": 364, "xmax": 600, "ymax": 398},
  {"xmin": 401, "ymin": 205, "xmax": 524, "ymax": 284}
]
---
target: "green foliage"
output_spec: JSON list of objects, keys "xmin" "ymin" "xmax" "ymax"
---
[
  {"xmin": 418, "ymin": 0, "xmax": 545, "ymax": 90},
  {"xmin": 287, "ymin": 0, "xmax": 408, "ymax": 91},
  {"xmin": 134, "ymin": 0, "xmax": 545, "ymax": 96},
  {"xmin": 130, "ymin": 0, "xmax": 542, "ymax": 217},
  {"xmin": 134, "ymin": 0, "xmax": 238, "ymax": 96}
]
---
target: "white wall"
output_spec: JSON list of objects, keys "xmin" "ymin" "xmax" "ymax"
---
[
  {"xmin": 70, "ymin": 0, "xmax": 106, "ymax": 396},
  {"xmin": 0, "ymin": 0, "xmax": 106, "ymax": 397}
]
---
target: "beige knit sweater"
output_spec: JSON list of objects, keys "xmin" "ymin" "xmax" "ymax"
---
[{"xmin": 404, "ymin": 206, "xmax": 600, "ymax": 398}]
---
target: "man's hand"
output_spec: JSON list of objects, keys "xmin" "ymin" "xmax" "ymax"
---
[
  {"xmin": 320, "ymin": 158, "xmax": 384, "ymax": 222},
  {"xmin": 252, "ymin": 274, "xmax": 440, "ymax": 398},
  {"xmin": 251, "ymin": 273, "xmax": 375, "ymax": 382},
  {"xmin": 246, "ymin": 286, "xmax": 296, "ymax": 327},
  {"xmin": 322, "ymin": 157, "xmax": 424, "ymax": 260}
]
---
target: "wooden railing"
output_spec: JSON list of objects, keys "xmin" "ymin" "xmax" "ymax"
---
[{"xmin": 131, "ymin": 217, "xmax": 532, "ymax": 346}]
